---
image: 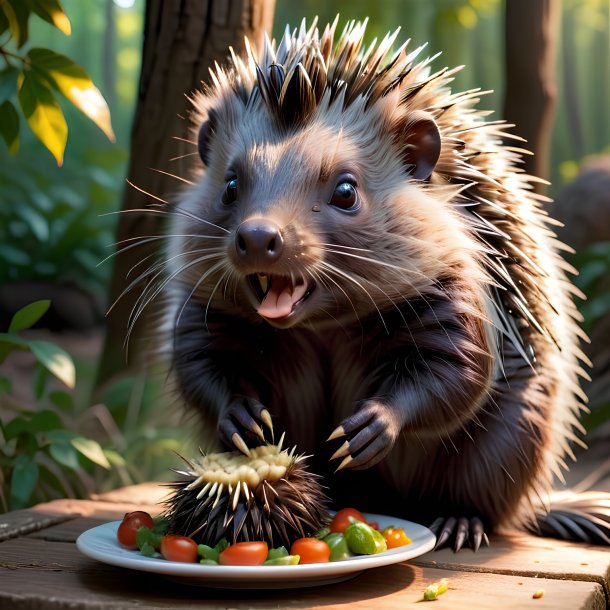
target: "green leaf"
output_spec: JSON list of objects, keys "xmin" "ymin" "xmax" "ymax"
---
[
  {"xmin": 0, "ymin": 332, "xmax": 29, "ymax": 365},
  {"xmin": 29, "ymin": 409, "xmax": 62, "ymax": 432},
  {"xmin": 49, "ymin": 442, "xmax": 79, "ymax": 469},
  {"xmin": 0, "ymin": 375, "xmax": 12, "ymax": 394},
  {"xmin": 0, "ymin": 6, "xmax": 8, "ymax": 34},
  {"xmin": 17, "ymin": 68, "xmax": 67, "ymax": 166},
  {"xmin": 0, "ymin": 0, "xmax": 29, "ymax": 47},
  {"xmin": 48, "ymin": 390, "xmax": 73, "ymax": 412},
  {"xmin": 71, "ymin": 436, "xmax": 111, "ymax": 469},
  {"xmin": 0, "ymin": 243, "xmax": 30, "ymax": 266},
  {"xmin": 34, "ymin": 362, "xmax": 48, "ymax": 399},
  {"xmin": 10, "ymin": 454, "xmax": 39, "ymax": 508},
  {"xmin": 4, "ymin": 416, "xmax": 29, "ymax": 441},
  {"xmin": 0, "ymin": 100, "xmax": 19, "ymax": 153},
  {"xmin": 27, "ymin": 339, "xmax": 75, "ymax": 388},
  {"xmin": 27, "ymin": 48, "xmax": 114, "ymax": 142},
  {"xmin": 0, "ymin": 66, "xmax": 19, "ymax": 104},
  {"xmin": 103, "ymin": 449, "xmax": 126, "ymax": 467},
  {"xmin": 8, "ymin": 300, "xmax": 51, "ymax": 332},
  {"xmin": 29, "ymin": 0, "xmax": 71, "ymax": 35}
]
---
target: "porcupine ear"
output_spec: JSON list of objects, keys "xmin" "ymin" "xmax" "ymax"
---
[
  {"xmin": 197, "ymin": 108, "xmax": 217, "ymax": 167},
  {"xmin": 398, "ymin": 110, "xmax": 441, "ymax": 180}
]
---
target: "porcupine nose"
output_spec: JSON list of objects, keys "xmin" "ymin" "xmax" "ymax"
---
[{"xmin": 235, "ymin": 218, "xmax": 284, "ymax": 265}]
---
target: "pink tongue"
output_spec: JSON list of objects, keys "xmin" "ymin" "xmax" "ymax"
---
[{"xmin": 257, "ymin": 278, "xmax": 308, "ymax": 319}]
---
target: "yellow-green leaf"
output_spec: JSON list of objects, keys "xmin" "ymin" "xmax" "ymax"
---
[
  {"xmin": 17, "ymin": 69, "xmax": 67, "ymax": 165},
  {"xmin": 0, "ymin": 0, "xmax": 31, "ymax": 47},
  {"xmin": 27, "ymin": 339, "xmax": 75, "ymax": 388},
  {"xmin": 8, "ymin": 300, "xmax": 51, "ymax": 332},
  {"xmin": 71, "ymin": 437, "xmax": 111, "ymax": 469},
  {"xmin": 28, "ymin": 48, "xmax": 115, "ymax": 142},
  {"xmin": 30, "ymin": 0, "xmax": 71, "ymax": 35},
  {"xmin": 0, "ymin": 6, "xmax": 9, "ymax": 35},
  {"xmin": 0, "ymin": 100, "xmax": 19, "ymax": 154},
  {"xmin": 0, "ymin": 0, "xmax": 20, "ymax": 45}
]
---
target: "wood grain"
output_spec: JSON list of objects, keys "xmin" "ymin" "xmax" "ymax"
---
[{"xmin": 1, "ymin": 483, "xmax": 609, "ymax": 609}]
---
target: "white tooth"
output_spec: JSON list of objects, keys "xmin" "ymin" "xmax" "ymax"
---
[{"xmin": 258, "ymin": 273, "xmax": 268, "ymax": 293}]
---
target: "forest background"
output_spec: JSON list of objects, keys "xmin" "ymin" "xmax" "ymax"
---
[{"xmin": 1, "ymin": 0, "xmax": 609, "ymax": 512}]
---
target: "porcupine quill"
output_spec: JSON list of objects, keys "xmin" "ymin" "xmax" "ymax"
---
[
  {"xmin": 151, "ymin": 16, "xmax": 610, "ymax": 551},
  {"xmin": 164, "ymin": 434, "xmax": 330, "ymax": 547}
]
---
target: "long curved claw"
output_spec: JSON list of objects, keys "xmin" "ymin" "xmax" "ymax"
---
[
  {"xmin": 433, "ymin": 517, "xmax": 456, "ymax": 550},
  {"xmin": 327, "ymin": 425, "xmax": 346, "ymax": 441},
  {"xmin": 454, "ymin": 517, "xmax": 469, "ymax": 552},
  {"xmin": 218, "ymin": 398, "xmax": 274, "ymax": 452},
  {"xmin": 471, "ymin": 517, "xmax": 488, "ymax": 551},
  {"xmin": 327, "ymin": 401, "xmax": 398, "ymax": 470},
  {"xmin": 232, "ymin": 432, "xmax": 250, "ymax": 456},
  {"xmin": 251, "ymin": 422, "xmax": 265, "ymax": 441},
  {"xmin": 260, "ymin": 408, "xmax": 274, "ymax": 435},
  {"xmin": 431, "ymin": 516, "xmax": 489, "ymax": 552},
  {"xmin": 330, "ymin": 441, "xmax": 350, "ymax": 461},
  {"xmin": 334, "ymin": 455, "xmax": 353, "ymax": 472}
]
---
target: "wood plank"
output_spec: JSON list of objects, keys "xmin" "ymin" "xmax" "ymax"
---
[
  {"xmin": 26, "ymin": 517, "xmax": 109, "ymax": 543},
  {"xmin": 0, "ymin": 509, "xmax": 77, "ymax": 542},
  {"xmin": 0, "ymin": 538, "xmax": 604, "ymax": 609},
  {"xmin": 413, "ymin": 532, "xmax": 610, "ymax": 596},
  {"xmin": 90, "ymin": 482, "xmax": 169, "ymax": 505},
  {"xmin": 30, "ymin": 498, "xmax": 161, "ymax": 520}
]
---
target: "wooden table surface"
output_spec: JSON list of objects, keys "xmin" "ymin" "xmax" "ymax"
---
[{"xmin": 0, "ymin": 482, "xmax": 608, "ymax": 610}]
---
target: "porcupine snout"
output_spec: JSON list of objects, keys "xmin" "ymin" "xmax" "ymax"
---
[{"xmin": 235, "ymin": 218, "xmax": 285, "ymax": 267}]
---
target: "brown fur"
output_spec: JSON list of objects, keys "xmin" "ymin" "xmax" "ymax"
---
[{"xmin": 152, "ymin": 19, "xmax": 590, "ymax": 538}]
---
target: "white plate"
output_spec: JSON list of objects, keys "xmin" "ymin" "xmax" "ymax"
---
[{"xmin": 76, "ymin": 513, "xmax": 436, "ymax": 589}]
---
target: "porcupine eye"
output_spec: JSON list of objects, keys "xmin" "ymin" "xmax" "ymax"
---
[
  {"xmin": 222, "ymin": 177, "xmax": 238, "ymax": 204},
  {"xmin": 329, "ymin": 178, "xmax": 359, "ymax": 211}
]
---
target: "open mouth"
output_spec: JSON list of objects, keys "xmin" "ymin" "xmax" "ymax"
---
[{"xmin": 248, "ymin": 273, "xmax": 315, "ymax": 320}]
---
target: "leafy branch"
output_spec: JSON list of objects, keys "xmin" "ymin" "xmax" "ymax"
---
[{"xmin": 0, "ymin": 0, "xmax": 114, "ymax": 165}]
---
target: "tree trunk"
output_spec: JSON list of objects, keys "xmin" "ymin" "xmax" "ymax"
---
[
  {"xmin": 95, "ymin": 0, "xmax": 276, "ymax": 389},
  {"xmin": 503, "ymin": 0, "xmax": 559, "ymax": 191}
]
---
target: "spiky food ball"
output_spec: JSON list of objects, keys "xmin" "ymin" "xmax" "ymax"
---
[{"xmin": 164, "ymin": 441, "xmax": 330, "ymax": 547}]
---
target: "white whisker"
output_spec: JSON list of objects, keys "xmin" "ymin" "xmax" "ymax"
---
[
  {"xmin": 150, "ymin": 167, "xmax": 195, "ymax": 184},
  {"xmin": 176, "ymin": 260, "xmax": 229, "ymax": 328},
  {"xmin": 126, "ymin": 179, "xmax": 168, "ymax": 204},
  {"xmin": 169, "ymin": 152, "xmax": 200, "ymax": 161},
  {"xmin": 318, "ymin": 260, "xmax": 389, "ymax": 333}
]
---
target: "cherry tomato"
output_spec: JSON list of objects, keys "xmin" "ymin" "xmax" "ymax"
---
[
  {"xmin": 116, "ymin": 511, "xmax": 154, "ymax": 549},
  {"xmin": 218, "ymin": 541, "xmax": 269, "ymax": 566},
  {"xmin": 368, "ymin": 521, "xmax": 380, "ymax": 531},
  {"xmin": 329, "ymin": 508, "xmax": 367, "ymax": 533},
  {"xmin": 382, "ymin": 527, "xmax": 412, "ymax": 549},
  {"xmin": 160, "ymin": 535, "xmax": 198, "ymax": 562},
  {"xmin": 290, "ymin": 538, "xmax": 331, "ymax": 564}
]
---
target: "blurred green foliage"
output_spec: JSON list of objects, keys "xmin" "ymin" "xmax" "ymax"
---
[
  {"xmin": 0, "ymin": 301, "xmax": 193, "ymax": 511},
  {"xmin": 0, "ymin": 0, "xmax": 116, "ymax": 164},
  {"xmin": 0, "ymin": 138, "xmax": 125, "ymax": 303},
  {"xmin": 571, "ymin": 242, "xmax": 610, "ymax": 334},
  {"xmin": 0, "ymin": 0, "xmax": 143, "ymax": 304},
  {"xmin": 0, "ymin": 0, "xmax": 194, "ymax": 512}
]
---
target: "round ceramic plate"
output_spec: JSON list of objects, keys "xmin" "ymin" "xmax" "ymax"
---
[{"xmin": 76, "ymin": 513, "xmax": 436, "ymax": 589}]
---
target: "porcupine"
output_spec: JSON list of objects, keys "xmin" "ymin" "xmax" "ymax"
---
[{"xmin": 154, "ymin": 18, "xmax": 610, "ymax": 550}]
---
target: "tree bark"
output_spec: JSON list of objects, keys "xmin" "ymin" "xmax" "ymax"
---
[
  {"xmin": 503, "ymin": 0, "xmax": 559, "ymax": 191},
  {"xmin": 96, "ymin": 0, "xmax": 276, "ymax": 389}
]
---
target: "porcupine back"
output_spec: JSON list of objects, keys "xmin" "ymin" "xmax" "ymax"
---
[{"xmin": 165, "ymin": 18, "xmax": 593, "ymax": 537}]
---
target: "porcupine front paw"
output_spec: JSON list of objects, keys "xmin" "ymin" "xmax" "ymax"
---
[
  {"xmin": 430, "ymin": 516, "xmax": 490, "ymax": 552},
  {"xmin": 327, "ymin": 400, "xmax": 400, "ymax": 470},
  {"xmin": 217, "ymin": 397, "xmax": 274, "ymax": 455}
]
